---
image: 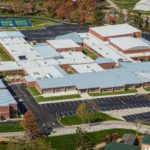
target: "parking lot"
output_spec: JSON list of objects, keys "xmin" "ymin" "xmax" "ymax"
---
[
  {"xmin": 10, "ymin": 84, "xmax": 61, "ymax": 128},
  {"xmin": 21, "ymin": 24, "xmax": 89, "ymax": 42},
  {"xmin": 123, "ymin": 112, "xmax": 150, "ymax": 123},
  {"xmin": 41, "ymin": 95, "xmax": 150, "ymax": 119},
  {"xmin": 8, "ymin": 83, "xmax": 150, "ymax": 127}
]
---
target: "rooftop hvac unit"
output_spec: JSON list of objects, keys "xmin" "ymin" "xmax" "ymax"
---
[{"xmin": 18, "ymin": 55, "xmax": 27, "ymax": 60}]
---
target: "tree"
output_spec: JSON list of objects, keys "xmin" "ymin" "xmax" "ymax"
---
[
  {"xmin": 7, "ymin": 111, "xmax": 53, "ymax": 150},
  {"xmin": 132, "ymin": 11, "xmax": 143, "ymax": 30},
  {"xmin": 76, "ymin": 103, "xmax": 89, "ymax": 123},
  {"xmin": 134, "ymin": 119, "xmax": 141, "ymax": 135},
  {"xmin": 144, "ymin": 17, "xmax": 150, "ymax": 31},
  {"xmin": 75, "ymin": 127, "xmax": 92, "ymax": 150},
  {"xmin": 92, "ymin": 9, "xmax": 105, "ymax": 25},
  {"xmin": 20, "ymin": 111, "xmax": 41, "ymax": 142}
]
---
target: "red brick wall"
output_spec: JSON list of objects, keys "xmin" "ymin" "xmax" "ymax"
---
[
  {"xmin": 109, "ymin": 41, "xmax": 150, "ymax": 54},
  {"xmin": 35, "ymin": 82, "xmax": 43, "ymax": 94},
  {"xmin": 0, "ymin": 106, "xmax": 10, "ymax": 120},
  {"xmin": 99, "ymin": 63, "xmax": 116, "ymax": 69},
  {"xmin": 56, "ymin": 47, "xmax": 82, "ymax": 52},
  {"xmin": 101, "ymin": 88, "xmax": 113, "ymax": 93},
  {"xmin": 89, "ymin": 28, "xmax": 107, "ymax": 41},
  {"xmin": 9, "ymin": 104, "xmax": 17, "ymax": 118},
  {"xmin": 143, "ymin": 82, "xmax": 150, "ymax": 88},
  {"xmin": 125, "ymin": 84, "xmax": 136, "ymax": 89},
  {"xmin": 88, "ymin": 88, "xmax": 100, "ymax": 93},
  {"xmin": 89, "ymin": 28, "xmax": 142, "ymax": 41},
  {"xmin": 113, "ymin": 86, "xmax": 125, "ymax": 92},
  {"xmin": 132, "ymin": 56, "xmax": 150, "ymax": 61},
  {"xmin": 60, "ymin": 64, "xmax": 70, "ymax": 70},
  {"xmin": 83, "ymin": 43, "xmax": 102, "ymax": 57}
]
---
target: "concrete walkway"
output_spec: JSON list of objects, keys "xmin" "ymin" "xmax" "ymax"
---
[
  {"xmin": 39, "ymin": 92, "xmax": 138, "ymax": 104},
  {"xmin": 0, "ymin": 121, "xmax": 150, "ymax": 138}
]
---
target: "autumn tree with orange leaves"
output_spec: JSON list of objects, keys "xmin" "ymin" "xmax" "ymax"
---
[{"xmin": 20, "ymin": 111, "xmax": 41, "ymax": 141}]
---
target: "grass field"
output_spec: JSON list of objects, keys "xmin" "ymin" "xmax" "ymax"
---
[
  {"xmin": 82, "ymin": 48, "xmax": 98, "ymax": 60},
  {"xmin": 27, "ymin": 87, "xmax": 41, "ymax": 96},
  {"xmin": 36, "ymin": 94, "xmax": 81, "ymax": 102},
  {"xmin": 0, "ymin": 47, "xmax": 13, "ymax": 61},
  {"xmin": 0, "ymin": 128, "xmax": 137, "ymax": 150},
  {"xmin": 65, "ymin": 69, "xmax": 74, "ymax": 74},
  {"xmin": 144, "ymin": 87, "xmax": 150, "ymax": 91},
  {"xmin": 114, "ymin": 0, "xmax": 140, "ymax": 9},
  {"xmin": 59, "ymin": 112, "xmax": 120, "ymax": 126},
  {"xmin": 0, "ymin": 124, "xmax": 23, "ymax": 133},
  {"xmin": 47, "ymin": 129, "xmax": 137, "ymax": 150},
  {"xmin": 89, "ymin": 89, "xmax": 137, "ymax": 97}
]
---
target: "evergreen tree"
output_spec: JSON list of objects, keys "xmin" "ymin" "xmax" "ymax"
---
[{"xmin": 75, "ymin": 127, "xmax": 92, "ymax": 150}]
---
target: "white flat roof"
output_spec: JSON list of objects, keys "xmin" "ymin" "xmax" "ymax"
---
[
  {"xmin": 80, "ymin": 33, "xmax": 131, "ymax": 62},
  {"xmin": 71, "ymin": 63, "xmax": 104, "ymax": 73},
  {"xmin": 110, "ymin": 37, "xmax": 150, "ymax": 50},
  {"xmin": 19, "ymin": 60, "xmax": 64, "ymax": 80},
  {"xmin": 0, "ymin": 37, "xmax": 42, "ymax": 61},
  {"xmin": 0, "ymin": 61, "xmax": 22, "ymax": 72},
  {"xmin": 45, "ymin": 51, "xmax": 94, "ymax": 65},
  {"xmin": 90, "ymin": 24, "xmax": 141, "ymax": 37},
  {"xmin": 47, "ymin": 39, "xmax": 81, "ymax": 49}
]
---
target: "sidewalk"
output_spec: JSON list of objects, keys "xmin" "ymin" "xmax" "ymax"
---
[
  {"xmin": 0, "ymin": 121, "xmax": 150, "ymax": 138},
  {"xmin": 39, "ymin": 92, "xmax": 137, "ymax": 104}
]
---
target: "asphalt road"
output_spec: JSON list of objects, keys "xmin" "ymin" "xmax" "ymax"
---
[{"xmin": 10, "ymin": 84, "xmax": 61, "ymax": 129}]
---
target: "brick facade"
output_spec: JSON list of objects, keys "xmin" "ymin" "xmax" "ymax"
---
[
  {"xmin": 89, "ymin": 28, "xmax": 142, "ymax": 42},
  {"xmin": 0, "ymin": 103, "xmax": 17, "ymax": 120},
  {"xmin": 99, "ymin": 63, "xmax": 116, "ymax": 69}
]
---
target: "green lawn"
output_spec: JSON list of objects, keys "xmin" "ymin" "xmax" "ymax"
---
[
  {"xmin": 59, "ymin": 112, "xmax": 120, "ymax": 126},
  {"xmin": 114, "ymin": 0, "xmax": 140, "ymax": 9},
  {"xmin": 0, "ymin": 124, "xmax": 23, "ymax": 133},
  {"xmin": 0, "ymin": 128, "xmax": 137, "ymax": 150},
  {"xmin": 36, "ymin": 94, "xmax": 81, "ymax": 102},
  {"xmin": 89, "ymin": 89, "xmax": 137, "ymax": 97},
  {"xmin": 47, "ymin": 129, "xmax": 137, "ymax": 150},
  {"xmin": 0, "ymin": 47, "xmax": 13, "ymax": 61},
  {"xmin": 82, "ymin": 48, "xmax": 98, "ymax": 60},
  {"xmin": 144, "ymin": 87, "xmax": 150, "ymax": 91},
  {"xmin": 27, "ymin": 87, "xmax": 41, "ymax": 96},
  {"xmin": 65, "ymin": 69, "xmax": 74, "ymax": 74}
]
